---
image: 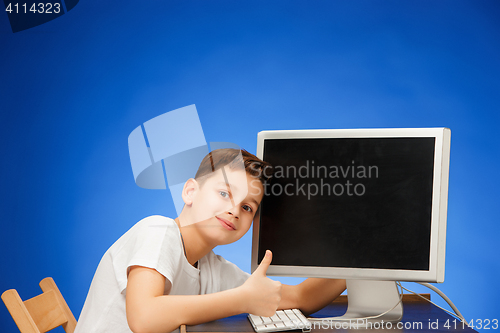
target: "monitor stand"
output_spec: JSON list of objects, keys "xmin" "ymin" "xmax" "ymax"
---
[{"xmin": 333, "ymin": 280, "xmax": 403, "ymax": 325}]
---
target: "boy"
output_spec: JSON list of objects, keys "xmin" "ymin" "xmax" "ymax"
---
[{"xmin": 75, "ymin": 149, "xmax": 345, "ymax": 333}]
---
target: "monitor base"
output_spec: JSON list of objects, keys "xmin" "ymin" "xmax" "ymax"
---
[{"xmin": 331, "ymin": 280, "xmax": 403, "ymax": 325}]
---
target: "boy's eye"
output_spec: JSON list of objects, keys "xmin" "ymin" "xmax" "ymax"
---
[
  {"xmin": 219, "ymin": 191, "xmax": 229, "ymax": 198},
  {"xmin": 242, "ymin": 205, "xmax": 253, "ymax": 213}
]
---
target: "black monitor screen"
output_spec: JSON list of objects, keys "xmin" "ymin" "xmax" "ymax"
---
[{"xmin": 259, "ymin": 137, "xmax": 435, "ymax": 271}]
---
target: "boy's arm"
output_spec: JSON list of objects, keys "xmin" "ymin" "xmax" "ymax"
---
[
  {"xmin": 126, "ymin": 250, "xmax": 280, "ymax": 333},
  {"xmin": 279, "ymin": 278, "xmax": 346, "ymax": 315}
]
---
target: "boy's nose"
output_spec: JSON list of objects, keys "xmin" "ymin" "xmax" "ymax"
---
[{"xmin": 227, "ymin": 210, "xmax": 239, "ymax": 219}]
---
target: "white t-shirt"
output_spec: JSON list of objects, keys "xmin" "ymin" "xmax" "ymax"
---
[{"xmin": 75, "ymin": 215, "xmax": 250, "ymax": 333}]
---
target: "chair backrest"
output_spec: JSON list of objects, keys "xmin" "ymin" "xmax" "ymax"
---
[{"xmin": 1, "ymin": 277, "xmax": 77, "ymax": 333}]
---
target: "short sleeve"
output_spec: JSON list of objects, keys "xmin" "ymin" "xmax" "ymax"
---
[
  {"xmin": 217, "ymin": 254, "xmax": 250, "ymax": 291},
  {"xmin": 199, "ymin": 252, "xmax": 250, "ymax": 294},
  {"xmin": 109, "ymin": 216, "xmax": 183, "ymax": 293}
]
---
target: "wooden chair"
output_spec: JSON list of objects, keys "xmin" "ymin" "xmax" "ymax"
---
[{"xmin": 1, "ymin": 277, "xmax": 77, "ymax": 333}]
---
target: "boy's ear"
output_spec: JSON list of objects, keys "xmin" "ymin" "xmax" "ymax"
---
[{"xmin": 181, "ymin": 178, "xmax": 199, "ymax": 206}]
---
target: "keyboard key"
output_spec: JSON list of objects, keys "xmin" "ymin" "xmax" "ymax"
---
[
  {"xmin": 271, "ymin": 313, "xmax": 281, "ymax": 322},
  {"xmin": 275, "ymin": 322, "xmax": 286, "ymax": 329},
  {"xmin": 255, "ymin": 324, "xmax": 266, "ymax": 331},
  {"xmin": 249, "ymin": 314, "xmax": 261, "ymax": 323},
  {"xmin": 287, "ymin": 313, "xmax": 300, "ymax": 322},
  {"xmin": 292, "ymin": 309, "xmax": 309, "ymax": 323}
]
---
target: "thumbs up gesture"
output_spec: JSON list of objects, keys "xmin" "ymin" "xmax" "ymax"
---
[{"xmin": 240, "ymin": 250, "xmax": 282, "ymax": 317}]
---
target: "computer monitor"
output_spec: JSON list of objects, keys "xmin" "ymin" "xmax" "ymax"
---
[{"xmin": 251, "ymin": 128, "xmax": 451, "ymax": 322}]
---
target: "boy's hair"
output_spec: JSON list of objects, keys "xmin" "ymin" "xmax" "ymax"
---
[{"xmin": 195, "ymin": 148, "xmax": 272, "ymax": 185}]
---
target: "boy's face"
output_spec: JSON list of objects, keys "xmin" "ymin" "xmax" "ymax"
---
[{"xmin": 183, "ymin": 167, "xmax": 264, "ymax": 245}]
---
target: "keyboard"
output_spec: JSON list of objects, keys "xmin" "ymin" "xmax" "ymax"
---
[{"xmin": 248, "ymin": 309, "xmax": 311, "ymax": 332}]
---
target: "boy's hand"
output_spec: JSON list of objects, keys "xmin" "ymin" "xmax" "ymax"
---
[{"xmin": 240, "ymin": 250, "xmax": 282, "ymax": 317}]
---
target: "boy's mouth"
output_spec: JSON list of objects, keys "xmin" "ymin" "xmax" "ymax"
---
[{"xmin": 216, "ymin": 217, "xmax": 236, "ymax": 231}]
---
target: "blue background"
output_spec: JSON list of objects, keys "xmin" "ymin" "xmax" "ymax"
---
[{"xmin": 1, "ymin": 1, "xmax": 498, "ymax": 331}]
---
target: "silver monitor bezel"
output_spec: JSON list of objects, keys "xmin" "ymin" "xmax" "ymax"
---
[{"xmin": 252, "ymin": 128, "xmax": 450, "ymax": 283}]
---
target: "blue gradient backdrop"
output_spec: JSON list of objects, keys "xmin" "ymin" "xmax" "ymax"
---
[{"xmin": 1, "ymin": 1, "xmax": 499, "ymax": 332}]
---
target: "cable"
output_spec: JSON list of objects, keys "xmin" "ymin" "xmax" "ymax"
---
[
  {"xmin": 418, "ymin": 283, "xmax": 466, "ymax": 322},
  {"xmin": 401, "ymin": 282, "xmax": 468, "ymax": 326}
]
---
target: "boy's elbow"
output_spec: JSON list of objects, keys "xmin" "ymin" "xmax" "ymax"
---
[
  {"xmin": 128, "ymin": 311, "xmax": 181, "ymax": 333},
  {"xmin": 127, "ymin": 315, "xmax": 151, "ymax": 333},
  {"xmin": 128, "ymin": 323, "xmax": 149, "ymax": 333},
  {"xmin": 128, "ymin": 319, "xmax": 177, "ymax": 333}
]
